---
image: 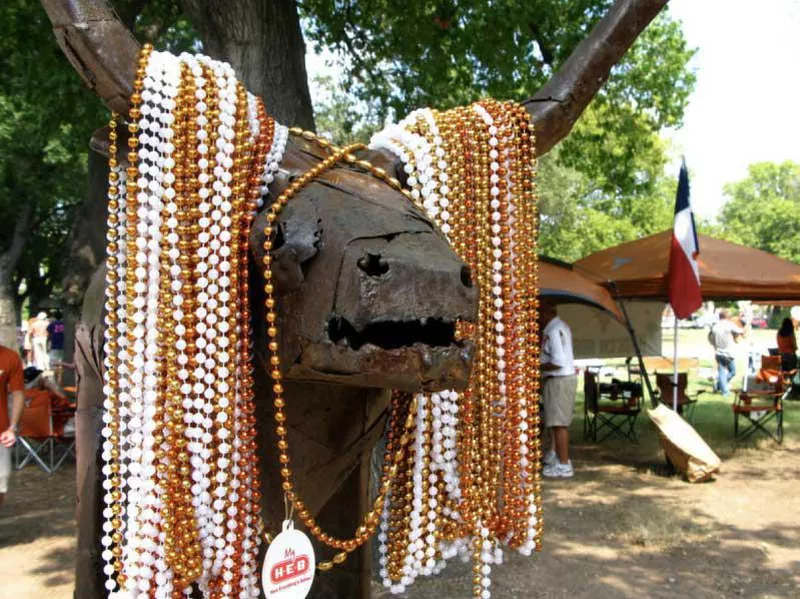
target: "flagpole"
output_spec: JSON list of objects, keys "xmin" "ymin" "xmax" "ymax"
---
[{"xmin": 673, "ymin": 315, "xmax": 679, "ymax": 412}]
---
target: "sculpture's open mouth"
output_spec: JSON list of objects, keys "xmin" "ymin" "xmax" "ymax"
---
[
  {"xmin": 283, "ymin": 315, "xmax": 475, "ymax": 392},
  {"xmin": 327, "ymin": 317, "xmax": 458, "ymax": 350}
]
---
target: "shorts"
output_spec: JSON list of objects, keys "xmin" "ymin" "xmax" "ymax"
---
[
  {"xmin": 543, "ymin": 375, "xmax": 578, "ymax": 428},
  {"xmin": 49, "ymin": 348, "xmax": 65, "ymax": 366},
  {"xmin": 0, "ymin": 445, "xmax": 10, "ymax": 494}
]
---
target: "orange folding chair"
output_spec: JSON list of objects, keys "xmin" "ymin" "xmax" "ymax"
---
[
  {"xmin": 733, "ymin": 356, "xmax": 791, "ymax": 443},
  {"xmin": 14, "ymin": 387, "xmax": 76, "ymax": 474}
]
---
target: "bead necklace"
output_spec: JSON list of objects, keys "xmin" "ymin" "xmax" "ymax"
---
[
  {"xmin": 370, "ymin": 99, "xmax": 542, "ymax": 597},
  {"xmin": 101, "ymin": 45, "xmax": 272, "ymax": 599},
  {"xmin": 258, "ymin": 139, "xmax": 419, "ymax": 571}
]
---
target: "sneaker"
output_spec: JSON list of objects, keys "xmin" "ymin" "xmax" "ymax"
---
[
  {"xmin": 543, "ymin": 461, "xmax": 574, "ymax": 478},
  {"xmin": 543, "ymin": 450, "xmax": 557, "ymax": 467}
]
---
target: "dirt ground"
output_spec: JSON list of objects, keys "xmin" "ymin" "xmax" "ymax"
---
[
  {"xmin": 378, "ymin": 438, "xmax": 800, "ymax": 599},
  {"xmin": 2, "ymin": 430, "xmax": 799, "ymax": 599}
]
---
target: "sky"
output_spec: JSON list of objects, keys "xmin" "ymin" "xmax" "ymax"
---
[
  {"xmin": 305, "ymin": 1, "xmax": 800, "ymax": 222},
  {"xmin": 667, "ymin": 0, "xmax": 800, "ymax": 221}
]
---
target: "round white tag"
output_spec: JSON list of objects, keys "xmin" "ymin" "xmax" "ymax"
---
[{"xmin": 262, "ymin": 520, "xmax": 316, "ymax": 598}]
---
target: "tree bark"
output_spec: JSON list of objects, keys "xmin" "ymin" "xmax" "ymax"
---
[
  {"xmin": 59, "ymin": 147, "xmax": 110, "ymax": 381},
  {"xmin": 180, "ymin": 0, "xmax": 315, "ymax": 130},
  {"xmin": 0, "ymin": 202, "xmax": 32, "ymax": 349}
]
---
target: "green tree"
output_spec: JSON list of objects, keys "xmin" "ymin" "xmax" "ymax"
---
[
  {"xmin": 302, "ymin": 0, "xmax": 695, "ymax": 196},
  {"xmin": 719, "ymin": 161, "xmax": 800, "ymax": 262},
  {"xmin": 0, "ymin": 1, "xmax": 197, "ymax": 348},
  {"xmin": 0, "ymin": 0, "xmax": 107, "ymax": 346},
  {"xmin": 312, "ymin": 75, "xmax": 384, "ymax": 145},
  {"xmin": 304, "ymin": 1, "xmax": 694, "ymax": 265},
  {"xmin": 536, "ymin": 147, "xmax": 675, "ymax": 262}
]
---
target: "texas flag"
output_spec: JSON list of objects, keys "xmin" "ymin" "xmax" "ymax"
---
[{"xmin": 667, "ymin": 161, "xmax": 702, "ymax": 319}]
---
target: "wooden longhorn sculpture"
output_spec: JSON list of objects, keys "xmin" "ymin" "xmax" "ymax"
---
[{"xmin": 40, "ymin": 0, "xmax": 669, "ymax": 597}]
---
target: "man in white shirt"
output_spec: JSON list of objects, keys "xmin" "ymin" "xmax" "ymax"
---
[{"xmin": 540, "ymin": 300, "xmax": 577, "ymax": 478}]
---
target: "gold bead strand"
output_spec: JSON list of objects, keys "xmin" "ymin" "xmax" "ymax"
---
[
  {"xmin": 515, "ymin": 104, "xmax": 544, "ymax": 550},
  {"xmin": 151, "ymin": 55, "xmax": 192, "ymax": 592},
  {"xmin": 235, "ymin": 101, "xmax": 273, "ymax": 596},
  {"xmin": 472, "ymin": 102, "xmax": 501, "ymax": 531},
  {"xmin": 101, "ymin": 110, "xmax": 127, "ymax": 592},
  {"xmin": 484, "ymin": 99, "xmax": 522, "ymax": 542},
  {"xmin": 212, "ymin": 81, "xmax": 256, "ymax": 599},
  {"xmin": 504, "ymin": 102, "xmax": 533, "ymax": 549},
  {"xmin": 161, "ymin": 61, "xmax": 202, "ymax": 592}
]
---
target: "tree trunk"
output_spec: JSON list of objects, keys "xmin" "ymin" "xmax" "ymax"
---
[
  {"xmin": 180, "ymin": 0, "xmax": 315, "ymax": 130},
  {"xmin": 0, "ymin": 202, "xmax": 32, "ymax": 350},
  {"xmin": 0, "ymin": 280, "xmax": 18, "ymax": 351},
  {"xmin": 59, "ymin": 147, "xmax": 110, "ymax": 381}
]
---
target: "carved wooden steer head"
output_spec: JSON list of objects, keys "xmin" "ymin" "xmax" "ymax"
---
[
  {"xmin": 76, "ymin": 135, "xmax": 477, "ymax": 599},
  {"xmin": 252, "ymin": 139, "xmax": 476, "ymax": 391},
  {"xmin": 42, "ymin": 0, "xmax": 668, "ymax": 597}
]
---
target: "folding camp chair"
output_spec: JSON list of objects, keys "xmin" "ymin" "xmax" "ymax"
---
[
  {"xmin": 583, "ymin": 370, "xmax": 642, "ymax": 442},
  {"xmin": 733, "ymin": 355, "xmax": 791, "ymax": 444},
  {"xmin": 655, "ymin": 372, "xmax": 704, "ymax": 422},
  {"xmin": 14, "ymin": 389, "xmax": 76, "ymax": 474}
]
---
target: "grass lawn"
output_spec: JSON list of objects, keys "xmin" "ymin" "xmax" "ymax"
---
[{"xmin": 573, "ymin": 326, "xmax": 799, "ymax": 458}]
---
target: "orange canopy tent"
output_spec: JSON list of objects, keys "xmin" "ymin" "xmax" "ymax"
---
[
  {"xmin": 575, "ymin": 230, "xmax": 800, "ymax": 301},
  {"xmin": 538, "ymin": 257, "xmax": 623, "ymax": 320}
]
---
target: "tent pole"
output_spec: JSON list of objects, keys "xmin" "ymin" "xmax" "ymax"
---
[
  {"xmin": 673, "ymin": 317, "xmax": 679, "ymax": 411},
  {"xmin": 616, "ymin": 297, "xmax": 657, "ymax": 408}
]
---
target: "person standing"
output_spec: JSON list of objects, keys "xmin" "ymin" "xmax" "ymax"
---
[
  {"xmin": 0, "ymin": 344, "xmax": 25, "ymax": 507},
  {"xmin": 739, "ymin": 302, "xmax": 753, "ymax": 329},
  {"xmin": 30, "ymin": 311, "xmax": 50, "ymax": 372},
  {"xmin": 22, "ymin": 317, "xmax": 35, "ymax": 366},
  {"xmin": 47, "ymin": 311, "xmax": 66, "ymax": 367},
  {"xmin": 540, "ymin": 300, "xmax": 578, "ymax": 478},
  {"xmin": 709, "ymin": 310, "xmax": 745, "ymax": 397},
  {"xmin": 776, "ymin": 317, "xmax": 798, "ymax": 371}
]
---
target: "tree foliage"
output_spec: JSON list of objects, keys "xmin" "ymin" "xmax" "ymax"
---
[
  {"xmin": 536, "ymin": 149, "xmax": 675, "ymax": 262},
  {"xmin": 0, "ymin": 0, "xmax": 106, "ymax": 306},
  {"xmin": 719, "ymin": 161, "xmax": 800, "ymax": 263},
  {"xmin": 0, "ymin": 0, "xmax": 195, "ymax": 312}
]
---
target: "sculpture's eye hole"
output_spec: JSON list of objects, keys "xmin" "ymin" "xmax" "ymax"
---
[
  {"xmin": 460, "ymin": 266, "xmax": 473, "ymax": 288},
  {"xmin": 357, "ymin": 253, "xmax": 389, "ymax": 276}
]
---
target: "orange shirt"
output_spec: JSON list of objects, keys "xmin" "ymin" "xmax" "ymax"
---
[
  {"xmin": 0, "ymin": 345, "xmax": 24, "ymax": 431},
  {"xmin": 777, "ymin": 333, "xmax": 797, "ymax": 354}
]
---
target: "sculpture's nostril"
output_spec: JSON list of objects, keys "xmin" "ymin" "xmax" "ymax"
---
[
  {"xmin": 460, "ymin": 266, "xmax": 473, "ymax": 288},
  {"xmin": 357, "ymin": 253, "xmax": 389, "ymax": 276},
  {"xmin": 272, "ymin": 225, "xmax": 285, "ymax": 250}
]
